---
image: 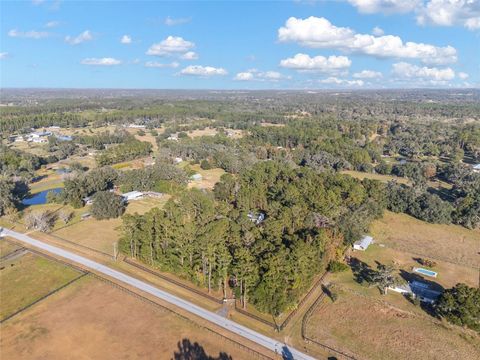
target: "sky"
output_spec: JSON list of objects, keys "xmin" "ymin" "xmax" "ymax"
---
[{"xmin": 0, "ymin": 0, "xmax": 479, "ymax": 89}]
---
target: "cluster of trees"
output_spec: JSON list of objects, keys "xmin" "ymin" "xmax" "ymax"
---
[
  {"xmin": 0, "ymin": 146, "xmax": 43, "ymax": 180},
  {"xmin": 95, "ymin": 139, "xmax": 152, "ymax": 166},
  {"xmin": 75, "ymin": 130, "xmax": 134, "ymax": 150},
  {"xmin": 120, "ymin": 161, "xmax": 385, "ymax": 315},
  {"xmin": 436, "ymin": 283, "xmax": 480, "ymax": 332},
  {"xmin": 119, "ymin": 162, "xmax": 188, "ymax": 194},
  {"xmin": 91, "ymin": 191, "xmax": 125, "ymax": 220},
  {"xmin": 0, "ymin": 178, "xmax": 27, "ymax": 217}
]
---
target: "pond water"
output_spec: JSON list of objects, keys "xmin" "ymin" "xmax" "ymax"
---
[{"xmin": 22, "ymin": 188, "xmax": 62, "ymax": 206}]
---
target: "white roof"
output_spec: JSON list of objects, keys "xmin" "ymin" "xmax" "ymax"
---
[
  {"xmin": 354, "ymin": 235, "xmax": 373, "ymax": 249},
  {"xmin": 122, "ymin": 191, "xmax": 143, "ymax": 197},
  {"xmin": 473, "ymin": 164, "xmax": 480, "ymax": 170}
]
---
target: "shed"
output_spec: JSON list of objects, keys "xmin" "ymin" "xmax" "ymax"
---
[
  {"xmin": 122, "ymin": 191, "xmax": 144, "ymax": 201},
  {"xmin": 473, "ymin": 164, "xmax": 480, "ymax": 173},
  {"xmin": 353, "ymin": 235, "xmax": 373, "ymax": 251},
  {"xmin": 190, "ymin": 173, "xmax": 203, "ymax": 181}
]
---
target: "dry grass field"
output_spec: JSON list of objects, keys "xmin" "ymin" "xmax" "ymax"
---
[
  {"xmin": 0, "ymin": 240, "xmax": 20, "ymax": 257},
  {"xmin": 0, "ymin": 251, "xmax": 81, "ymax": 320},
  {"xmin": 50, "ymin": 196, "xmax": 170, "ymax": 254},
  {"xmin": 371, "ymin": 211, "xmax": 480, "ymax": 267},
  {"xmin": 305, "ymin": 293, "xmax": 480, "ymax": 360},
  {"xmin": 353, "ymin": 243, "xmax": 478, "ymax": 289},
  {"xmin": 1, "ymin": 276, "xmax": 256, "ymax": 360},
  {"xmin": 188, "ymin": 164, "xmax": 226, "ymax": 190}
]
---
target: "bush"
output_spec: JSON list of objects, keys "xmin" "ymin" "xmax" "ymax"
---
[
  {"xmin": 200, "ymin": 159, "xmax": 212, "ymax": 170},
  {"xmin": 328, "ymin": 260, "xmax": 349, "ymax": 273},
  {"xmin": 417, "ymin": 258, "xmax": 437, "ymax": 268}
]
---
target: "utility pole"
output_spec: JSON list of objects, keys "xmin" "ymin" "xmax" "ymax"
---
[{"xmin": 113, "ymin": 241, "xmax": 118, "ymax": 261}]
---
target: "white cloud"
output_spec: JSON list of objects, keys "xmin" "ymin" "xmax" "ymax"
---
[
  {"xmin": 8, "ymin": 29, "xmax": 49, "ymax": 39},
  {"xmin": 458, "ymin": 72, "xmax": 469, "ymax": 80},
  {"xmin": 146, "ymin": 36, "xmax": 195, "ymax": 57},
  {"xmin": 45, "ymin": 21, "xmax": 60, "ymax": 28},
  {"xmin": 320, "ymin": 77, "xmax": 364, "ymax": 86},
  {"xmin": 120, "ymin": 35, "xmax": 132, "ymax": 44},
  {"xmin": 165, "ymin": 16, "xmax": 192, "ymax": 26},
  {"xmin": 348, "ymin": 0, "xmax": 420, "ymax": 14},
  {"xmin": 372, "ymin": 26, "xmax": 384, "ymax": 36},
  {"xmin": 180, "ymin": 51, "xmax": 199, "ymax": 60},
  {"xmin": 392, "ymin": 62, "xmax": 455, "ymax": 82},
  {"xmin": 353, "ymin": 70, "xmax": 383, "ymax": 78},
  {"xmin": 234, "ymin": 72, "xmax": 255, "ymax": 81},
  {"xmin": 145, "ymin": 61, "xmax": 180, "ymax": 68},
  {"xmin": 81, "ymin": 57, "xmax": 122, "ymax": 66},
  {"xmin": 65, "ymin": 30, "xmax": 93, "ymax": 45},
  {"xmin": 417, "ymin": 0, "xmax": 480, "ymax": 30},
  {"xmin": 278, "ymin": 16, "xmax": 457, "ymax": 64},
  {"xmin": 0, "ymin": 52, "xmax": 8, "ymax": 60},
  {"xmin": 180, "ymin": 65, "xmax": 227, "ymax": 77},
  {"xmin": 279, "ymin": 53, "xmax": 351, "ymax": 73},
  {"xmin": 234, "ymin": 69, "xmax": 290, "ymax": 81}
]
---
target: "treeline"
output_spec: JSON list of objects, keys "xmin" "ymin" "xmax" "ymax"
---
[{"xmin": 120, "ymin": 161, "xmax": 385, "ymax": 315}]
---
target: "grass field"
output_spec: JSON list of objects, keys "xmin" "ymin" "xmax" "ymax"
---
[
  {"xmin": 51, "ymin": 197, "xmax": 169, "ymax": 254},
  {"xmin": 0, "ymin": 276, "xmax": 260, "ymax": 360},
  {"xmin": 351, "ymin": 243, "xmax": 478, "ymax": 289},
  {"xmin": 0, "ymin": 251, "xmax": 82, "ymax": 320},
  {"xmin": 305, "ymin": 293, "xmax": 480, "ymax": 360},
  {"xmin": 371, "ymin": 211, "xmax": 480, "ymax": 267},
  {"xmin": 0, "ymin": 240, "xmax": 21, "ymax": 257},
  {"xmin": 188, "ymin": 164, "xmax": 226, "ymax": 190}
]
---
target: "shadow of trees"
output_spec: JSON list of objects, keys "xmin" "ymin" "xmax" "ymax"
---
[
  {"xmin": 348, "ymin": 257, "xmax": 377, "ymax": 285},
  {"xmin": 172, "ymin": 338, "xmax": 233, "ymax": 360}
]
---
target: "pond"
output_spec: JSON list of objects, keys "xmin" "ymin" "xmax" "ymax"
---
[{"xmin": 22, "ymin": 188, "xmax": 62, "ymax": 206}]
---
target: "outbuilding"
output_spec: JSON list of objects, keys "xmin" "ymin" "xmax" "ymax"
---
[
  {"xmin": 122, "ymin": 191, "xmax": 144, "ymax": 201},
  {"xmin": 473, "ymin": 164, "xmax": 480, "ymax": 173},
  {"xmin": 353, "ymin": 235, "xmax": 373, "ymax": 251}
]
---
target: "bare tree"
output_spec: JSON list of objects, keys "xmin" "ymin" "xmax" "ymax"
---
[
  {"xmin": 58, "ymin": 209, "xmax": 74, "ymax": 224},
  {"xmin": 24, "ymin": 210, "xmax": 57, "ymax": 232}
]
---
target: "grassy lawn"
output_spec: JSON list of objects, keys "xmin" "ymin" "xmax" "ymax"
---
[
  {"xmin": 125, "ymin": 196, "xmax": 171, "ymax": 215},
  {"xmin": 306, "ymin": 292, "xmax": 480, "ymax": 360},
  {"xmin": 188, "ymin": 164, "xmax": 226, "ymax": 190},
  {"xmin": 0, "ymin": 251, "xmax": 81, "ymax": 320},
  {"xmin": 341, "ymin": 170, "xmax": 410, "ymax": 185},
  {"xmin": 371, "ymin": 211, "xmax": 480, "ymax": 267}
]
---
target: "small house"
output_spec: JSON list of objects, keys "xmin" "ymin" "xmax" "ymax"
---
[
  {"xmin": 409, "ymin": 281, "xmax": 443, "ymax": 304},
  {"xmin": 167, "ymin": 134, "xmax": 179, "ymax": 141},
  {"xmin": 248, "ymin": 211, "xmax": 265, "ymax": 225},
  {"xmin": 190, "ymin": 173, "xmax": 203, "ymax": 181},
  {"xmin": 473, "ymin": 164, "xmax": 480, "ymax": 173},
  {"xmin": 353, "ymin": 235, "xmax": 373, "ymax": 251},
  {"xmin": 122, "ymin": 191, "xmax": 144, "ymax": 201},
  {"xmin": 174, "ymin": 157, "xmax": 183, "ymax": 164}
]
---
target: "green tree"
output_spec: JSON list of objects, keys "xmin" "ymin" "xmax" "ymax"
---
[{"xmin": 91, "ymin": 191, "xmax": 125, "ymax": 220}]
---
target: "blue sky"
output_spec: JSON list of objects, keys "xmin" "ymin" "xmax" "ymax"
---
[{"xmin": 1, "ymin": 0, "xmax": 479, "ymax": 89}]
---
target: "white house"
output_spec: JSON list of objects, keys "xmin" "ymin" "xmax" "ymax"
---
[
  {"xmin": 167, "ymin": 134, "xmax": 179, "ymax": 141},
  {"xmin": 122, "ymin": 191, "xmax": 144, "ymax": 201},
  {"xmin": 353, "ymin": 235, "xmax": 373, "ymax": 251},
  {"xmin": 473, "ymin": 164, "xmax": 480, "ymax": 173}
]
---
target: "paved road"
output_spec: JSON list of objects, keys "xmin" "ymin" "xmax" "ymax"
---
[{"xmin": 1, "ymin": 228, "xmax": 316, "ymax": 360}]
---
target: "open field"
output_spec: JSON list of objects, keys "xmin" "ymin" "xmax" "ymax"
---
[
  {"xmin": 188, "ymin": 164, "xmax": 226, "ymax": 190},
  {"xmin": 1, "ymin": 275, "xmax": 259, "ymax": 360},
  {"xmin": 341, "ymin": 170, "xmax": 410, "ymax": 185},
  {"xmin": 0, "ymin": 250, "xmax": 82, "ymax": 320},
  {"xmin": 371, "ymin": 211, "xmax": 480, "ymax": 267},
  {"xmin": 0, "ymin": 240, "xmax": 21, "ymax": 257},
  {"xmin": 187, "ymin": 127, "xmax": 218, "ymax": 137},
  {"xmin": 353, "ymin": 243, "xmax": 478, "ymax": 289},
  {"xmin": 52, "ymin": 217, "xmax": 122, "ymax": 255},
  {"xmin": 50, "ymin": 197, "xmax": 169, "ymax": 254},
  {"xmin": 305, "ymin": 293, "xmax": 480, "ymax": 360}
]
